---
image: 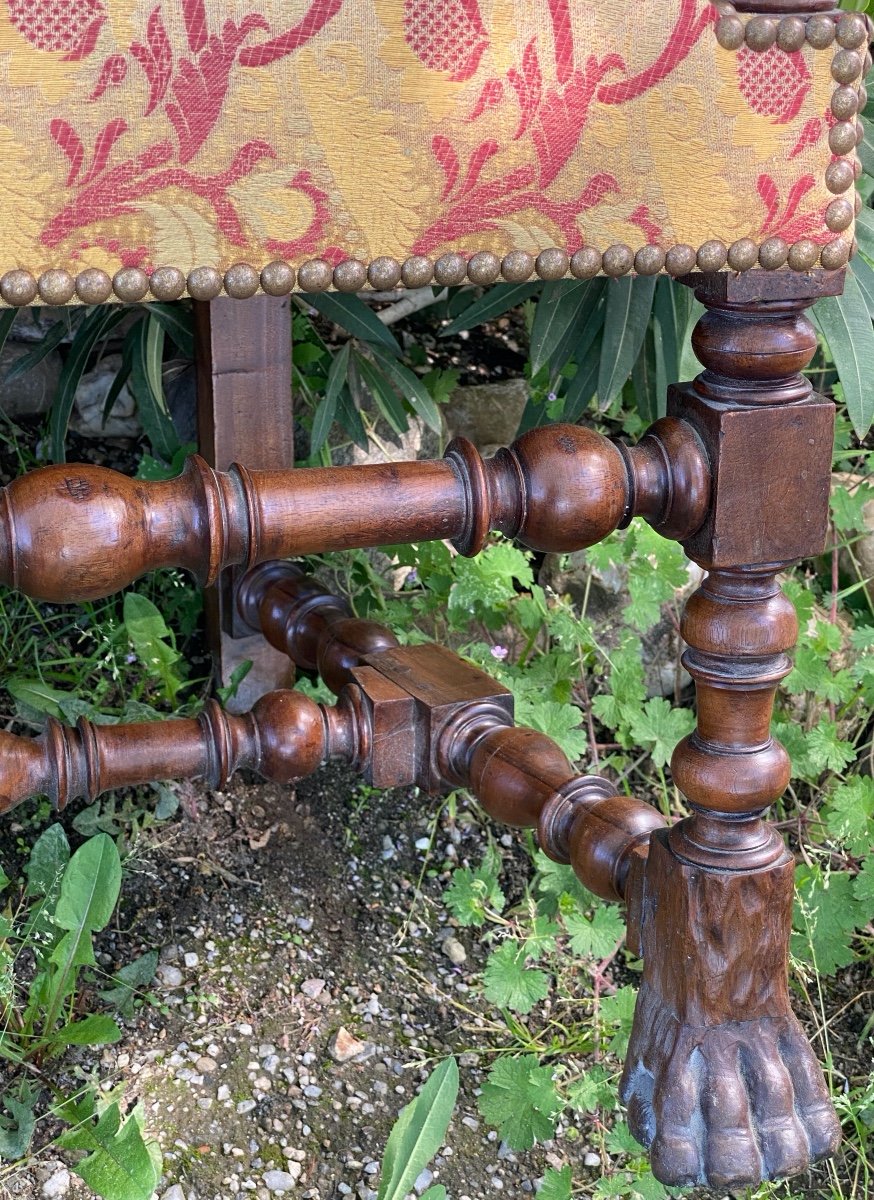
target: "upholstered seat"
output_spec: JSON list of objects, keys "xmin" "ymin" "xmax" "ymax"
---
[{"xmin": 0, "ymin": 0, "xmax": 864, "ymax": 304}]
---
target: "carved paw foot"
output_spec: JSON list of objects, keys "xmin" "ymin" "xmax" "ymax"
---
[{"xmin": 620, "ymin": 980, "xmax": 841, "ymax": 1189}]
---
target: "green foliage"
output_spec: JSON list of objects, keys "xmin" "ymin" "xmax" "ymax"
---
[
  {"xmin": 55, "ymin": 1095, "xmax": 160, "ymax": 1200},
  {"xmin": 0, "ymin": 829, "xmax": 160, "ymax": 1195},
  {"xmin": 479, "ymin": 1055, "xmax": 563, "ymax": 1149},
  {"xmin": 444, "ymin": 859, "xmax": 505, "ymax": 927},
  {"xmin": 482, "ymin": 941, "xmax": 551, "ymax": 1014},
  {"xmin": 376, "ymin": 1057, "xmax": 458, "ymax": 1200}
]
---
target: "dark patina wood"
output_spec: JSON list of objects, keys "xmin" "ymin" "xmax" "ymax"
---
[
  {"xmin": 619, "ymin": 271, "xmax": 842, "ymax": 1188},
  {"xmin": 0, "ymin": 420, "xmax": 709, "ymax": 605},
  {"xmin": 194, "ymin": 295, "xmax": 296, "ymax": 707}
]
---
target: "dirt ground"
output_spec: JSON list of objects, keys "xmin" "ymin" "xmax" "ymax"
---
[
  {"xmin": 1, "ymin": 753, "xmax": 867, "ymax": 1200},
  {"xmin": 0, "ymin": 765, "xmax": 591, "ymax": 1200}
]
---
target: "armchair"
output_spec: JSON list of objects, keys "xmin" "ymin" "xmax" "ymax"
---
[{"xmin": 0, "ymin": 0, "xmax": 868, "ymax": 1188}]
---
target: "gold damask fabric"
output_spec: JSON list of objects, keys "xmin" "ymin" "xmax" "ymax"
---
[{"xmin": 0, "ymin": 0, "xmax": 856, "ymax": 293}]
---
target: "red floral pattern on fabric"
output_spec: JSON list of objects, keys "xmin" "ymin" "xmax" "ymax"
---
[
  {"xmin": 7, "ymin": 0, "xmax": 104, "ymax": 58},
  {"xmin": 0, "ymin": 0, "xmax": 844, "ymax": 282},
  {"xmin": 737, "ymin": 45, "xmax": 811, "ymax": 123}
]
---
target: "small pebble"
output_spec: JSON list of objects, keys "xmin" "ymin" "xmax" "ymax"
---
[
  {"xmin": 41, "ymin": 1170, "xmax": 71, "ymax": 1199},
  {"xmin": 158, "ymin": 965, "xmax": 183, "ymax": 989},
  {"xmin": 442, "ymin": 937, "xmax": 467, "ymax": 965},
  {"xmin": 183, "ymin": 952, "xmax": 199, "ymax": 968},
  {"xmin": 584, "ymin": 1152, "xmax": 601, "ymax": 1167},
  {"xmin": 263, "ymin": 1170, "xmax": 298, "ymax": 1193},
  {"xmin": 414, "ymin": 1168, "xmax": 434, "ymax": 1194},
  {"xmin": 300, "ymin": 978, "xmax": 325, "ymax": 999}
]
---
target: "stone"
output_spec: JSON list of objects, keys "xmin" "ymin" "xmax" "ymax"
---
[
  {"xmin": 41, "ymin": 1169, "xmax": 71, "ymax": 1198},
  {"xmin": 442, "ymin": 937, "xmax": 467, "ymax": 965},
  {"xmin": 583, "ymin": 1152, "xmax": 601, "ymax": 1167},
  {"xmin": 183, "ymin": 952, "xmax": 199, "ymax": 968},
  {"xmin": 414, "ymin": 1168, "xmax": 434, "ymax": 1194},
  {"xmin": 442, "ymin": 378, "xmax": 528, "ymax": 455},
  {"xmin": 300, "ymin": 978, "xmax": 325, "ymax": 999},
  {"xmin": 70, "ymin": 355, "xmax": 141, "ymax": 439},
  {"xmin": 0, "ymin": 342, "xmax": 61, "ymax": 419},
  {"xmin": 328, "ymin": 1027, "xmax": 375, "ymax": 1064},
  {"xmin": 158, "ymin": 964, "xmax": 184, "ymax": 989},
  {"xmin": 195, "ymin": 1056, "xmax": 218, "ymax": 1073},
  {"xmin": 263, "ymin": 1169, "xmax": 299, "ymax": 1193},
  {"xmin": 160, "ymin": 1186, "xmax": 187, "ymax": 1200}
]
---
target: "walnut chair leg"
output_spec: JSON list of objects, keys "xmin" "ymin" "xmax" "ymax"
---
[
  {"xmin": 194, "ymin": 295, "xmax": 296, "ymax": 709},
  {"xmin": 620, "ymin": 271, "xmax": 843, "ymax": 1188}
]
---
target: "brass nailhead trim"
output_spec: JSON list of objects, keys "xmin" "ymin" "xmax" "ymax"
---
[
  {"xmin": 37, "ymin": 269, "xmax": 75, "ymax": 306},
  {"xmin": 260, "ymin": 260, "xmax": 296, "ymax": 296},
  {"xmin": 224, "ymin": 262, "xmax": 260, "ymax": 299},
  {"xmin": 150, "ymin": 266, "xmax": 186, "ymax": 301}
]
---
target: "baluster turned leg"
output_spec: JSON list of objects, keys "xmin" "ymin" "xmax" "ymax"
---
[{"xmin": 620, "ymin": 271, "xmax": 844, "ymax": 1188}]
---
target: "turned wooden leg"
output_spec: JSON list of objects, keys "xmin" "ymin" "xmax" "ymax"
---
[
  {"xmin": 620, "ymin": 271, "xmax": 843, "ymax": 1187},
  {"xmin": 194, "ymin": 295, "xmax": 296, "ymax": 710}
]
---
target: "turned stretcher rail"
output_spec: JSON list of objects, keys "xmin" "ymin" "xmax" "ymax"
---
[
  {"xmin": 0, "ymin": 559, "xmax": 665, "ymax": 907},
  {"xmin": 0, "ymin": 419, "xmax": 709, "ymax": 603}
]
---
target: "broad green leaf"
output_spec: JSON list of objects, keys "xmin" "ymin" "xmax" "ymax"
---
[
  {"xmin": 483, "ymin": 940, "xmax": 550, "ymax": 1014},
  {"xmin": 538, "ymin": 1166, "xmax": 573, "ymax": 1200},
  {"xmin": 597, "ymin": 277, "xmax": 657, "ymax": 409},
  {"xmin": 56, "ymin": 1014, "xmax": 123, "ymax": 1047},
  {"xmin": 813, "ymin": 272, "xmax": 874, "ymax": 437},
  {"xmin": 57, "ymin": 1101, "xmax": 161, "ymax": 1200},
  {"xmin": 444, "ymin": 864, "xmax": 505, "ymax": 926},
  {"xmin": 305, "ymin": 292, "xmax": 401, "ymax": 353},
  {"xmin": 419, "ymin": 1188, "xmax": 447, "ymax": 1200},
  {"xmin": 629, "ymin": 698, "xmax": 695, "ymax": 769},
  {"xmin": 25, "ymin": 824, "xmax": 70, "ymax": 898},
  {"xmin": 566, "ymin": 1065, "xmax": 614, "ymax": 1115},
  {"xmin": 129, "ymin": 315, "xmax": 180, "ymax": 464},
  {"xmin": 0, "ymin": 1084, "xmax": 36, "ymax": 1161},
  {"xmin": 792, "ymin": 865, "xmax": 860, "ymax": 975},
  {"xmin": 377, "ymin": 1057, "xmax": 458, "ymax": 1200},
  {"xmin": 599, "ymin": 986, "xmax": 638, "ymax": 1056},
  {"xmin": 49, "ymin": 307, "xmax": 128, "ymax": 462},
  {"xmin": 564, "ymin": 904, "xmax": 626, "ymax": 959},
  {"xmin": 99, "ymin": 950, "xmax": 159, "ymax": 1017},
  {"xmin": 123, "ymin": 592, "xmax": 185, "ymax": 702},
  {"xmin": 530, "ymin": 280, "xmax": 600, "ymax": 376},
  {"xmin": 371, "ymin": 345, "xmax": 442, "ymax": 432},
  {"xmin": 6, "ymin": 676, "xmax": 67, "ymax": 719},
  {"xmin": 54, "ymin": 833, "xmax": 121, "ymax": 936},
  {"xmin": 823, "ymin": 777, "xmax": 874, "ymax": 856},
  {"xmin": 442, "ymin": 283, "xmax": 540, "ymax": 336},
  {"xmin": 479, "ymin": 1055, "xmax": 562, "ymax": 1150}
]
